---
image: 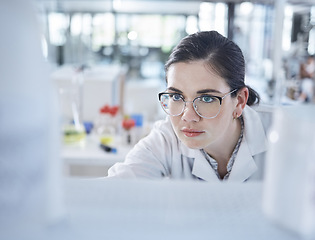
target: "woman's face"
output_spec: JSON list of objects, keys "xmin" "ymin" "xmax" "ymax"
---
[{"xmin": 166, "ymin": 61, "xmax": 239, "ymax": 151}]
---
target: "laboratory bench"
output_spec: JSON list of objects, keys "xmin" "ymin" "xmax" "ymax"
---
[{"xmin": 62, "ymin": 134, "xmax": 132, "ymax": 177}]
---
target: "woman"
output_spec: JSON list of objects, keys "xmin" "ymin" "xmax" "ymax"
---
[{"xmin": 108, "ymin": 31, "xmax": 268, "ymax": 181}]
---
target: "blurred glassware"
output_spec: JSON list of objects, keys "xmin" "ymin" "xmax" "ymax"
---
[{"xmin": 58, "ymin": 66, "xmax": 86, "ymax": 144}]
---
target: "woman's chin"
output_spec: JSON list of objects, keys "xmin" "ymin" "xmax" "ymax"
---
[{"xmin": 181, "ymin": 138, "xmax": 203, "ymax": 149}]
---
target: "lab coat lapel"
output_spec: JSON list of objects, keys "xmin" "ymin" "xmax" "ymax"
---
[
  {"xmin": 191, "ymin": 151, "xmax": 220, "ymax": 182},
  {"xmin": 228, "ymin": 136, "xmax": 258, "ymax": 181},
  {"xmin": 242, "ymin": 105, "xmax": 268, "ymax": 155},
  {"xmin": 227, "ymin": 106, "xmax": 268, "ymax": 181},
  {"xmin": 179, "ymin": 142, "xmax": 219, "ymax": 181}
]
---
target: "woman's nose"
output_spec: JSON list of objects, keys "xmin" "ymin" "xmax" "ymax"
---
[{"xmin": 181, "ymin": 102, "xmax": 200, "ymax": 122}]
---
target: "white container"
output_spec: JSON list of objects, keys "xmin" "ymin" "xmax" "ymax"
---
[{"xmin": 263, "ymin": 105, "xmax": 315, "ymax": 238}]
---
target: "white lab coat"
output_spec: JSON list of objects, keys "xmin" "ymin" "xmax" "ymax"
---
[{"xmin": 108, "ymin": 105, "xmax": 268, "ymax": 182}]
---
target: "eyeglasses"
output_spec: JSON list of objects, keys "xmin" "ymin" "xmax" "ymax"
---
[{"xmin": 158, "ymin": 89, "xmax": 237, "ymax": 119}]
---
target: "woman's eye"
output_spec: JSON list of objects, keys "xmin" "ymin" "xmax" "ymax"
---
[
  {"xmin": 170, "ymin": 94, "xmax": 182, "ymax": 101},
  {"xmin": 201, "ymin": 96, "xmax": 215, "ymax": 103}
]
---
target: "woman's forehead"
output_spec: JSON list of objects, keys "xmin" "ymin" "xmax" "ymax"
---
[
  {"xmin": 167, "ymin": 61, "xmax": 223, "ymax": 80},
  {"xmin": 166, "ymin": 61, "xmax": 229, "ymax": 94}
]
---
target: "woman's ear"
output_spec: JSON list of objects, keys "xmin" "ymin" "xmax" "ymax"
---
[{"xmin": 234, "ymin": 87, "xmax": 249, "ymax": 117}]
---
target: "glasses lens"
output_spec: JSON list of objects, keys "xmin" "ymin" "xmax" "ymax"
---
[
  {"xmin": 194, "ymin": 96, "xmax": 221, "ymax": 118},
  {"xmin": 160, "ymin": 93, "xmax": 184, "ymax": 116}
]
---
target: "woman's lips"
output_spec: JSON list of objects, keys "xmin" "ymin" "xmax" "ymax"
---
[{"xmin": 181, "ymin": 128, "xmax": 205, "ymax": 137}]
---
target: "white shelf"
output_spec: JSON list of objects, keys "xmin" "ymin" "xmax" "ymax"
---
[{"xmin": 61, "ymin": 134, "xmax": 132, "ymax": 177}]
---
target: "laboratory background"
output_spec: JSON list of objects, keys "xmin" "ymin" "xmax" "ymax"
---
[
  {"xmin": 1, "ymin": 0, "xmax": 315, "ymax": 239},
  {"xmin": 33, "ymin": 0, "xmax": 315, "ymax": 176}
]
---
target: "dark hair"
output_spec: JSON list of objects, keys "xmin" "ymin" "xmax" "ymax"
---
[{"xmin": 165, "ymin": 31, "xmax": 260, "ymax": 106}]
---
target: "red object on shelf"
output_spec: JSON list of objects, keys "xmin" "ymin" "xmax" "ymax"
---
[
  {"xmin": 100, "ymin": 105, "xmax": 119, "ymax": 116},
  {"xmin": 100, "ymin": 104, "xmax": 110, "ymax": 114},
  {"xmin": 122, "ymin": 119, "xmax": 135, "ymax": 130},
  {"xmin": 109, "ymin": 105, "xmax": 119, "ymax": 117}
]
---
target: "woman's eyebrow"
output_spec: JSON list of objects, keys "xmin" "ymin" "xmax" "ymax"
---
[
  {"xmin": 167, "ymin": 87, "xmax": 222, "ymax": 95},
  {"xmin": 166, "ymin": 87, "xmax": 183, "ymax": 93},
  {"xmin": 196, "ymin": 89, "xmax": 222, "ymax": 94}
]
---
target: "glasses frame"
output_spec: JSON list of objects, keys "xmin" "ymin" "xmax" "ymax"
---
[{"xmin": 158, "ymin": 89, "xmax": 237, "ymax": 119}]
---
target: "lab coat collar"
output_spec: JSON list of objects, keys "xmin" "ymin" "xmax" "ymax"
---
[
  {"xmin": 191, "ymin": 150, "xmax": 221, "ymax": 182},
  {"xmin": 176, "ymin": 139, "xmax": 220, "ymax": 181},
  {"xmin": 179, "ymin": 105, "xmax": 267, "ymax": 182},
  {"xmin": 190, "ymin": 138, "xmax": 258, "ymax": 182},
  {"xmin": 242, "ymin": 105, "xmax": 268, "ymax": 156},
  {"xmin": 227, "ymin": 106, "xmax": 268, "ymax": 181},
  {"xmin": 227, "ymin": 136, "xmax": 258, "ymax": 181}
]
